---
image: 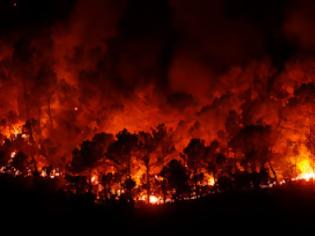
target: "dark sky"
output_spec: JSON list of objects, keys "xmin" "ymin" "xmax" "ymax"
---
[
  {"xmin": 1, "ymin": 0, "xmax": 315, "ymax": 86},
  {"xmin": 1, "ymin": 0, "xmax": 312, "ymax": 66},
  {"xmin": 0, "ymin": 0, "xmax": 74, "ymax": 29}
]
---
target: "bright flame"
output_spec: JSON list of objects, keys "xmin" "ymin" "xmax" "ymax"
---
[
  {"xmin": 10, "ymin": 151, "xmax": 16, "ymax": 158},
  {"xmin": 40, "ymin": 170, "xmax": 47, "ymax": 177},
  {"xmin": 208, "ymin": 176, "xmax": 215, "ymax": 186},
  {"xmin": 298, "ymin": 159, "xmax": 313, "ymax": 174},
  {"xmin": 149, "ymin": 195, "xmax": 160, "ymax": 205},
  {"xmin": 138, "ymin": 194, "xmax": 163, "ymax": 205},
  {"xmin": 91, "ymin": 174, "xmax": 99, "ymax": 185},
  {"xmin": 0, "ymin": 121, "xmax": 24, "ymax": 139},
  {"xmin": 295, "ymin": 159, "xmax": 315, "ymax": 181},
  {"xmin": 50, "ymin": 169, "xmax": 61, "ymax": 179},
  {"xmin": 296, "ymin": 172, "xmax": 315, "ymax": 181}
]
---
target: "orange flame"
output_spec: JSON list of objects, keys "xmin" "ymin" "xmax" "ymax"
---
[{"xmin": 295, "ymin": 159, "xmax": 315, "ymax": 181}]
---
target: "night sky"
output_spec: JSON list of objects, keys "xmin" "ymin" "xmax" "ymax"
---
[{"xmin": 1, "ymin": 0, "xmax": 313, "ymax": 68}]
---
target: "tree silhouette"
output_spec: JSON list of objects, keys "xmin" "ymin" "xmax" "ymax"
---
[
  {"xmin": 101, "ymin": 172, "xmax": 122, "ymax": 201},
  {"xmin": 183, "ymin": 138, "xmax": 207, "ymax": 197},
  {"xmin": 230, "ymin": 125, "xmax": 276, "ymax": 188},
  {"xmin": 11, "ymin": 151, "xmax": 28, "ymax": 174},
  {"xmin": 225, "ymin": 110, "xmax": 241, "ymax": 139},
  {"xmin": 0, "ymin": 139, "xmax": 13, "ymax": 166},
  {"xmin": 35, "ymin": 66, "xmax": 57, "ymax": 129},
  {"xmin": 71, "ymin": 132, "xmax": 113, "ymax": 172},
  {"xmin": 137, "ymin": 131, "xmax": 156, "ymax": 203},
  {"xmin": 153, "ymin": 124, "xmax": 176, "ymax": 166},
  {"xmin": 107, "ymin": 129, "xmax": 138, "ymax": 178},
  {"xmin": 22, "ymin": 120, "xmax": 41, "ymax": 175},
  {"xmin": 121, "ymin": 177, "xmax": 136, "ymax": 205},
  {"xmin": 161, "ymin": 159, "xmax": 189, "ymax": 201},
  {"xmin": 137, "ymin": 124, "xmax": 177, "ymax": 203},
  {"xmin": 65, "ymin": 174, "xmax": 88, "ymax": 194}
]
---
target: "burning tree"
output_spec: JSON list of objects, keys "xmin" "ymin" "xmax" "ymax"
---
[
  {"xmin": 11, "ymin": 151, "xmax": 28, "ymax": 175},
  {"xmin": 160, "ymin": 159, "xmax": 189, "ymax": 201},
  {"xmin": 107, "ymin": 129, "xmax": 138, "ymax": 183},
  {"xmin": 136, "ymin": 131, "xmax": 156, "ymax": 204},
  {"xmin": 230, "ymin": 125, "xmax": 277, "ymax": 188},
  {"xmin": 183, "ymin": 138, "xmax": 207, "ymax": 197},
  {"xmin": 136, "ymin": 124, "xmax": 177, "ymax": 203},
  {"xmin": 71, "ymin": 132, "xmax": 114, "ymax": 173}
]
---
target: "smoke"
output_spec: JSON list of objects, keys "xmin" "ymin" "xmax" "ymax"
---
[
  {"xmin": 284, "ymin": 0, "xmax": 315, "ymax": 52},
  {"xmin": 1, "ymin": 0, "xmax": 315, "ymax": 169}
]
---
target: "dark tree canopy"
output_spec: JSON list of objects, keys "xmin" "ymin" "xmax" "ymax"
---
[
  {"xmin": 161, "ymin": 159, "xmax": 189, "ymax": 200},
  {"xmin": 11, "ymin": 151, "xmax": 28, "ymax": 173},
  {"xmin": 184, "ymin": 138, "xmax": 207, "ymax": 172},
  {"xmin": 71, "ymin": 132, "xmax": 114, "ymax": 172},
  {"xmin": 230, "ymin": 125, "xmax": 274, "ymax": 170},
  {"xmin": 107, "ymin": 129, "xmax": 138, "ymax": 164}
]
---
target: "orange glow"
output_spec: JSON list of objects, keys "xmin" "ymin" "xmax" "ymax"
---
[
  {"xmin": 288, "ymin": 145, "xmax": 315, "ymax": 182},
  {"xmin": 10, "ymin": 151, "xmax": 16, "ymax": 159},
  {"xmin": 138, "ymin": 193, "xmax": 163, "ymax": 205},
  {"xmin": 149, "ymin": 195, "xmax": 160, "ymax": 205},
  {"xmin": 208, "ymin": 176, "xmax": 215, "ymax": 186},
  {"xmin": 91, "ymin": 174, "xmax": 99, "ymax": 185},
  {"xmin": 50, "ymin": 169, "xmax": 61, "ymax": 179},
  {"xmin": 295, "ymin": 159, "xmax": 315, "ymax": 181},
  {"xmin": 4, "ymin": 0, "xmax": 315, "ymax": 207},
  {"xmin": 40, "ymin": 170, "xmax": 47, "ymax": 178},
  {"xmin": 0, "ymin": 121, "xmax": 24, "ymax": 139},
  {"xmin": 296, "ymin": 172, "xmax": 315, "ymax": 181}
]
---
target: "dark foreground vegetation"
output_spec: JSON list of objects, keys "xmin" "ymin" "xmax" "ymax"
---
[{"xmin": 1, "ymin": 176, "xmax": 315, "ymax": 234}]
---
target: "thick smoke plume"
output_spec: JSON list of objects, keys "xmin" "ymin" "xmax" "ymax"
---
[{"xmin": 1, "ymin": 0, "xmax": 315, "ymax": 183}]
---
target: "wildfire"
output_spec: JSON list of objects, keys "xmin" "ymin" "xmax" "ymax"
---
[
  {"xmin": 10, "ymin": 151, "xmax": 16, "ymax": 159},
  {"xmin": 50, "ymin": 169, "xmax": 61, "ymax": 179},
  {"xmin": 205, "ymin": 173, "xmax": 215, "ymax": 186},
  {"xmin": 295, "ymin": 159, "xmax": 315, "ymax": 181},
  {"xmin": 0, "ymin": 121, "xmax": 24, "ymax": 139},
  {"xmin": 138, "ymin": 194, "xmax": 163, "ymax": 205},
  {"xmin": 91, "ymin": 174, "xmax": 99, "ymax": 185},
  {"xmin": 149, "ymin": 195, "xmax": 160, "ymax": 205}
]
